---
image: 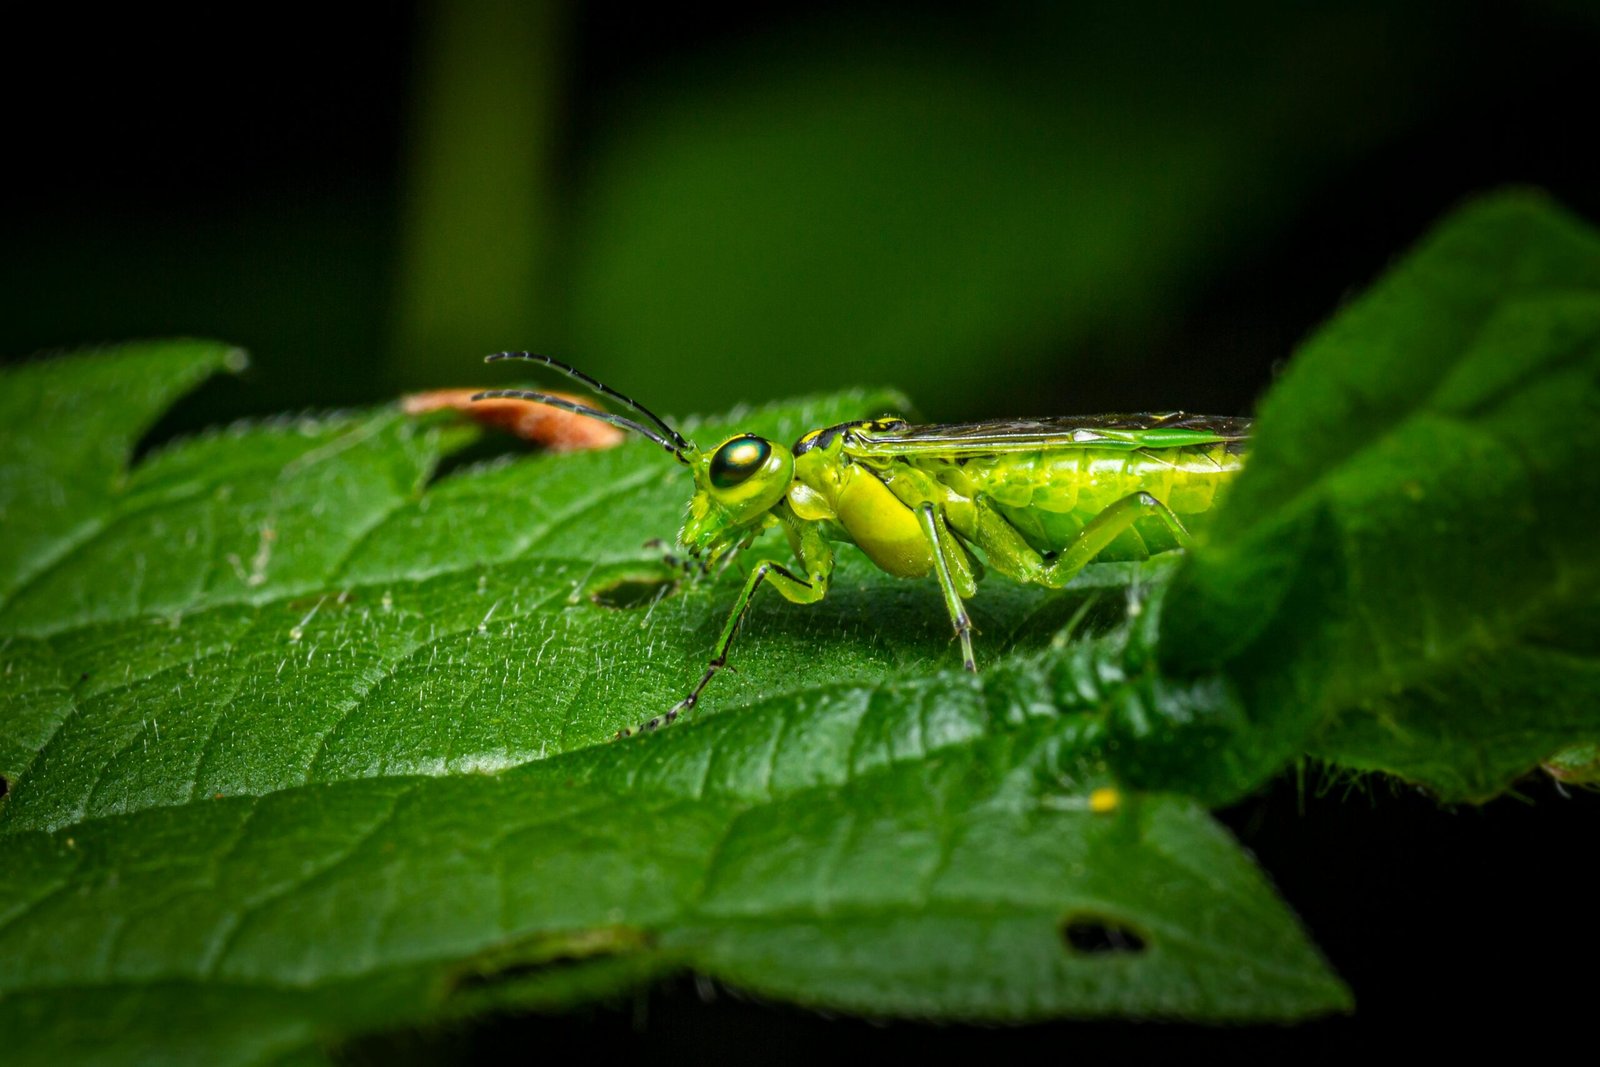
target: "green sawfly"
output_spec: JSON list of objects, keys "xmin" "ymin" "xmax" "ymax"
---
[{"xmin": 474, "ymin": 353, "xmax": 1248, "ymax": 737}]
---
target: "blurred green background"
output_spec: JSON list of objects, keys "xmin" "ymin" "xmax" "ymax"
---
[{"xmin": 6, "ymin": 0, "xmax": 1597, "ymax": 430}]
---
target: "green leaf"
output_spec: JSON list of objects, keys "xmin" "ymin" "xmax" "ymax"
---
[
  {"xmin": 0, "ymin": 340, "xmax": 244, "ymax": 612},
  {"xmin": 0, "ymin": 345, "xmax": 1343, "ymax": 1064},
  {"xmin": 1155, "ymin": 192, "xmax": 1600, "ymax": 802}
]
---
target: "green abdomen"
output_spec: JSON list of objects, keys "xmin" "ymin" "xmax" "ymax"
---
[{"xmin": 937, "ymin": 443, "xmax": 1245, "ymax": 560}]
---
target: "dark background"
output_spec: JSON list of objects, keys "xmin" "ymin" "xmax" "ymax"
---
[{"xmin": 5, "ymin": 0, "xmax": 1596, "ymax": 1058}]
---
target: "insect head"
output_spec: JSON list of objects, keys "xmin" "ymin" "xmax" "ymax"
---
[{"xmin": 472, "ymin": 353, "xmax": 794, "ymax": 568}]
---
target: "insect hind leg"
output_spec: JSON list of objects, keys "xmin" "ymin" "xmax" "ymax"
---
[
  {"xmin": 1040, "ymin": 491, "xmax": 1191, "ymax": 589},
  {"xmin": 914, "ymin": 502, "xmax": 978, "ymax": 671}
]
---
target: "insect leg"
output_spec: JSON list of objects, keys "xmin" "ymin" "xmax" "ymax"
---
[
  {"xmin": 1041, "ymin": 492, "xmax": 1191, "ymax": 588},
  {"xmin": 965, "ymin": 497, "xmax": 1049, "ymax": 583},
  {"xmin": 914, "ymin": 502, "xmax": 977, "ymax": 671},
  {"xmin": 618, "ymin": 518, "xmax": 834, "ymax": 738},
  {"xmin": 644, "ymin": 538, "xmax": 707, "ymax": 578}
]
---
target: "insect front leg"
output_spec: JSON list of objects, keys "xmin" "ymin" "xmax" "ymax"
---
[
  {"xmin": 913, "ymin": 502, "xmax": 978, "ymax": 671},
  {"xmin": 712, "ymin": 530, "xmax": 761, "ymax": 579},
  {"xmin": 644, "ymin": 537, "xmax": 708, "ymax": 579},
  {"xmin": 1040, "ymin": 491, "xmax": 1192, "ymax": 588},
  {"xmin": 617, "ymin": 518, "xmax": 834, "ymax": 738}
]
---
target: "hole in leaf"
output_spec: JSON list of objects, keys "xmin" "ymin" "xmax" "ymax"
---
[
  {"xmin": 453, "ymin": 952, "xmax": 593, "ymax": 992},
  {"xmin": 424, "ymin": 433, "xmax": 521, "ymax": 487},
  {"xmin": 446, "ymin": 925, "xmax": 653, "ymax": 1000},
  {"xmin": 1061, "ymin": 914, "xmax": 1148, "ymax": 955},
  {"xmin": 589, "ymin": 575, "xmax": 677, "ymax": 610},
  {"xmin": 129, "ymin": 364, "xmax": 252, "ymax": 463}
]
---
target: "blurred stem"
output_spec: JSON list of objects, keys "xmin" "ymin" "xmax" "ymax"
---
[{"xmin": 392, "ymin": 0, "xmax": 565, "ymax": 387}]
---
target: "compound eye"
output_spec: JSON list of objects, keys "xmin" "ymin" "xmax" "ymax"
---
[{"xmin": 709, "ymin": 435, "xmax": 771, "ymax": 489}]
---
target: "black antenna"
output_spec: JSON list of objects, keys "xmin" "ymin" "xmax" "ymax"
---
[
  {"xmin": 485, "ymin": 352, "xmax": 692, "ymax": 453},
  {"xmin": 471, "ymin": 389, "xmax": 688, "ymax": 462}
]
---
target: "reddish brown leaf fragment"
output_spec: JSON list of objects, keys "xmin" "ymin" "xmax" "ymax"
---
[{"xmin": 403, "ymin": 388, "xmax": 626, "ymax": 452}]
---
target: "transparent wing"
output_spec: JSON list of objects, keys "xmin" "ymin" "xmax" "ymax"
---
[{"xmin": 842, "ymin": 413, "xmax": 1252, "ymax": 457}]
